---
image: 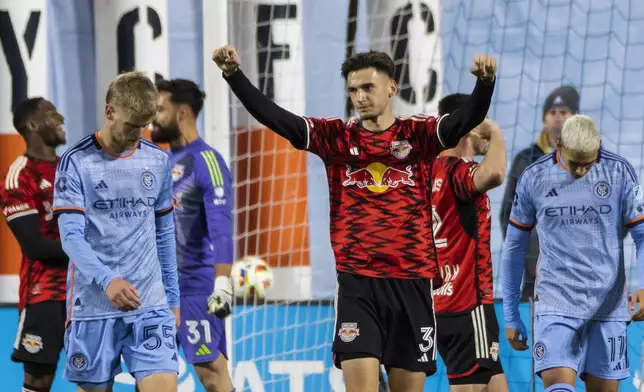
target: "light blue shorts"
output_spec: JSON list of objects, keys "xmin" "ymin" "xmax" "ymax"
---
[
  {"xmin": 533, "ymin": 314, "xmax": 629, "ymax": 380},
  {"xmin": 63, "ymin": 308, "xmax": 179, "ymax": 385}
]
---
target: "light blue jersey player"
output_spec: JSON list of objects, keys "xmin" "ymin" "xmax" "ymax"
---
[
  {"xmin": 502, "ymin": 114, "xmax": 644, "ymax": 392},
  {"xmin": 53, "ymin": 72, "xmax": 180, "ymax": 392}
]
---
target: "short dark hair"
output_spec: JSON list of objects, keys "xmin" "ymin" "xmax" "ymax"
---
[
  {"xmin": 438, "ymin": 93, "xmax": 470, "ymax": 116},
  {"xmin": 13, "ymin": 97, "xmax": 45, "ymax": 135},
  {"xmin": 341, "ymin": 51, "xmax": 395, "ymax": 80},
  {"xmin": 156, "ymin": 79, "xmax": 206, "ymax": 117}
]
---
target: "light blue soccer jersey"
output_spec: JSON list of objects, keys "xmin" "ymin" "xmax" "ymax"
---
[
  {"xmin": 53, "ymin": 134, "xmax": 175, "ymax": 320},
  {"xmin": 509, "ymin": 149, "xmax": 644, "ymax": 321}
]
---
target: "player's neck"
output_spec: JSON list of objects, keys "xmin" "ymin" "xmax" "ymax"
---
[
  {"xmin": 26, "ymin": 141, "xmax": 57, "ymax": 162},
  {"xmin": 97, "ymin": 126, "xmax": 133, "ymax": 154},
  {"xmin": 361, "ymin": 111, "xmax": 396, "ymax": 132},
  {"xmin": 170, "ymin": 126, "xmax": 200, "ymax": 150}
]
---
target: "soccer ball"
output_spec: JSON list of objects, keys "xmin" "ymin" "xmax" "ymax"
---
[{"xmin": 231, "ymin": 256, "xmax": 274, "ymax": 299}]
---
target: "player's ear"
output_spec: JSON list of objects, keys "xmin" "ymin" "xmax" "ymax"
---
[
  {"xmin": 178, "ymin": 105, "xmax": 189, "ymax": 121},
  {"xmin": 25, "ymin": 119, "xmax": 37, "ymax": 133},
  {"xmin": 105, "ymin": 104, "xmax": 115, "ymax": 121},
  {"xmin": 388, "ymin": 79, "xmax": 397, "ymax": 98}
]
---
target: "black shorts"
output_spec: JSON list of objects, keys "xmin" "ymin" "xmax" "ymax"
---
[
  {"xmin": 332, "ymin": 272, "xmax": 437, "ymax": 375},
  {"xmin": 436, "ymin": 304, "xmax": 504, "ymax": 385},
  {"xmin": 11, "ymin": 301, "xmax": 66, "ymax": 366}
]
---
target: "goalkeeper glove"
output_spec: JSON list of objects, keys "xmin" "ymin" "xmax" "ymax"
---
[{"xmin": 207, "ymin": 276, "xmax": 233, "ymax": 319}]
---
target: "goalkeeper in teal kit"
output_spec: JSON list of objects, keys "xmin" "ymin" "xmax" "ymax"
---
[
  {"xmin": 502, "ymin": 114, "xmax": 644, "ymax": 392},
  {"xmin": 53, "ymin": 72, "xmax": 180, "ymax": 392}
]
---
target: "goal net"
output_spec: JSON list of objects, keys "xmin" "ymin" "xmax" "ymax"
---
[{"xmin": 221, "ymin": 1, "xmax": 644, "ymax": 391}]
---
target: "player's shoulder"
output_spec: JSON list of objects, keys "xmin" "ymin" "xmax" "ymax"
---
[
  {"xmin": 58, "ymin": 134, "xmax": 99, "ymax": 172},
  {"xmin": 598, "ymin": 149, "xmax": 637, "ymax": 182},
  {"xmin": 521, "ymin": 151, "xmax": 557, "ymax": 179},
  {"xmin": 2, "ymin": 155, "xmax": 33, "ymax": 192},
  {"xmin": 139, "ymin": 139, "xmax": 170, "ymax": 160},
  {"xmin": 397, "ymin": 113, "xmax": 439, "ymax": 127},
  {"xmin": 397, "ymin": 113, "xmax": 439, "ymax": 122},
  {"xmin": 189, "ymin": 140, "xmax": 228, "ymax": 169},
  {"xmin": 303, "ymin": 116, "xmax": 349, "ymax": 130}
]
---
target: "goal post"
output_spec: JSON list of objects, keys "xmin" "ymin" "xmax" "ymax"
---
[{"xmin": 204, "ymin": 1, "xmax": 644, "ymax": 391}]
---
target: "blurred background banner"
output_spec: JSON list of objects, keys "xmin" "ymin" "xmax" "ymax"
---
[{"xmin": 2, "ymin": 1, "xmax": 644, "ymax": 391}]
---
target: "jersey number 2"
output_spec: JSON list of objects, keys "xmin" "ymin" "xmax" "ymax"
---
[{"xmin": 431, "ymin": 206, "xmax": 447, "ymax": 248}]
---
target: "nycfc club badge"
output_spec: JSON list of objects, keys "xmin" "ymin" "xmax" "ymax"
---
[
  {"xmin": 338, "ymin": 322, "xmax": 360, "ymax": 343},
  {"xmin": 141, "ymin": 171, "xmax": 156, "ymax": 191},
  {"xmin": 534, "ymin": 342, "xmax": 546, "ymax": 361},
  {"xmin": 390, "ymin": 140, "xmax": 412, "ymax": 159},
  {"xmin": 594, "ymin": 181, "xmax": 611, "ymax": 199},
  {"xmin": 70, "ymin": 352, "xmax": 88, "ymax": 371}
]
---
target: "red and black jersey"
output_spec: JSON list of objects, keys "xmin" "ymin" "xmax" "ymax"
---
[
  {"xmin": 303, "ymin": 115, "xmax": 448, "ymax": 279},
  {"xmin": 0, "ymin": 155, "xmax": 66, "ymax": 310},
  {"xmin": 223, "ymin": 69, "xmax": 495, "ymax": 280},
  {"xmin": 431, "ymin": 156, "xmax": 493, "ymax": 314}
]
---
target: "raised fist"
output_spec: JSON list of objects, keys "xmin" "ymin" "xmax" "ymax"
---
[
  {"xmin": 213, "ymin": 45, "xmax": 241, "ymax": 76},
  {"xmin": 470, "ymin": 54, "xmax": 497, "ymax": 81}
]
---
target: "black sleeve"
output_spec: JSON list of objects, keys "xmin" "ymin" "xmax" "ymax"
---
[
  {"xmin": 223, "ymin": 70, "xmax": 309, "ymax": 149},
  {"xmin": 499, "ymin": 153, "xmax": 529, "ymax": 238},
  {"xmin": 7, "ymin": 214, "xmax": 69, "ymax": 264},
  {"xmin": 438, "ymin": 78, "xmax": 496, "ymax": 148}
]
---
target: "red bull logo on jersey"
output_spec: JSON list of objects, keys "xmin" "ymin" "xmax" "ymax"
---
[
  {"xmin": 338, "ymin": 322, "xmax": 360, "ymax": 343},
  {"xmin": 342, "ymin": 163, "xmax": 415, "ymax": 193}
]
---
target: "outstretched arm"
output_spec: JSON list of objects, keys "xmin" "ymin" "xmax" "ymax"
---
[
  {"xmin": 438, "ymin": 55, "xmax": 497, "ymax": 148},
  {"xmin": 216, "ymin": 46, "xmax": 309, "ymax": 149}
]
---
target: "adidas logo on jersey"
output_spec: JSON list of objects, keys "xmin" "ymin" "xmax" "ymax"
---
[
  {"xmin": 417, "ymin": 353, "xmax": 429, "ymax": 363},
  {"xmin": 546, "ymin": 188, "xmax": 558, "ymax": 197},
  {"xmin": 39, "ymin": 179, "xmax": 52, "ymax": 190},
  {"xmin": 195, "ymin": 344, "xmax": 212, "ymax": 356},
  {"xmin": 95, "ymin": 180, "xmax": 108, "ymax": 190}
]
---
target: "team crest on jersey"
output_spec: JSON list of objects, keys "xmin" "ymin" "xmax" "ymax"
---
[
  {"xmin": 338, "ymin": 322, "xmax": 360, "ymax": 343},
  {"xmin": 343, "ymin": 163, "xmax": 415, "ymax": 193},
  {"xmin": 22, "ymin": 334, "xmax": 43, "ymax": 354},
  {"xmin": 172, "ymin": 164, "xmax": 185, "ymax": 182},
  {"xmin": 70, "ymin": 352, "xmax": 88, "ymax": 370},
  {"xmin": 490, "ymin": 342, "xmax": 499, "ymax": 362},
  {"xmin": 390, "ymin": 140, "xmax": 412, "ymax": 159},
  {"xmin": 141, "ymin": 171, "xmax": 156, "ymax": 191},
  {"xmin": 594, "ymin": 181, "xmax": 611, "ymax": 199},
  {"xmin": 634, "ymin": 185, "xmax": 643, "ymax": 200},
  {"xmin": 534, "ymin": 341, "xmax": 546, "ymax": 360}
]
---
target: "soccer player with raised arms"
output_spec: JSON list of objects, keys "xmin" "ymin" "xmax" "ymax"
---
[
  {"xmin": 53, "ymin": 72, "xmax": 180, "ymax": 392},
  {"xmin": 150, "ymin": 78, "xmax": 234, "ymax": 392},
  {"xmin": 213, "ymin": 45, "xmax": 496, "ymax": 392},
  {"xmin": 502, "ymin": 114, "xmax": 644, "ymax": 392}
]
